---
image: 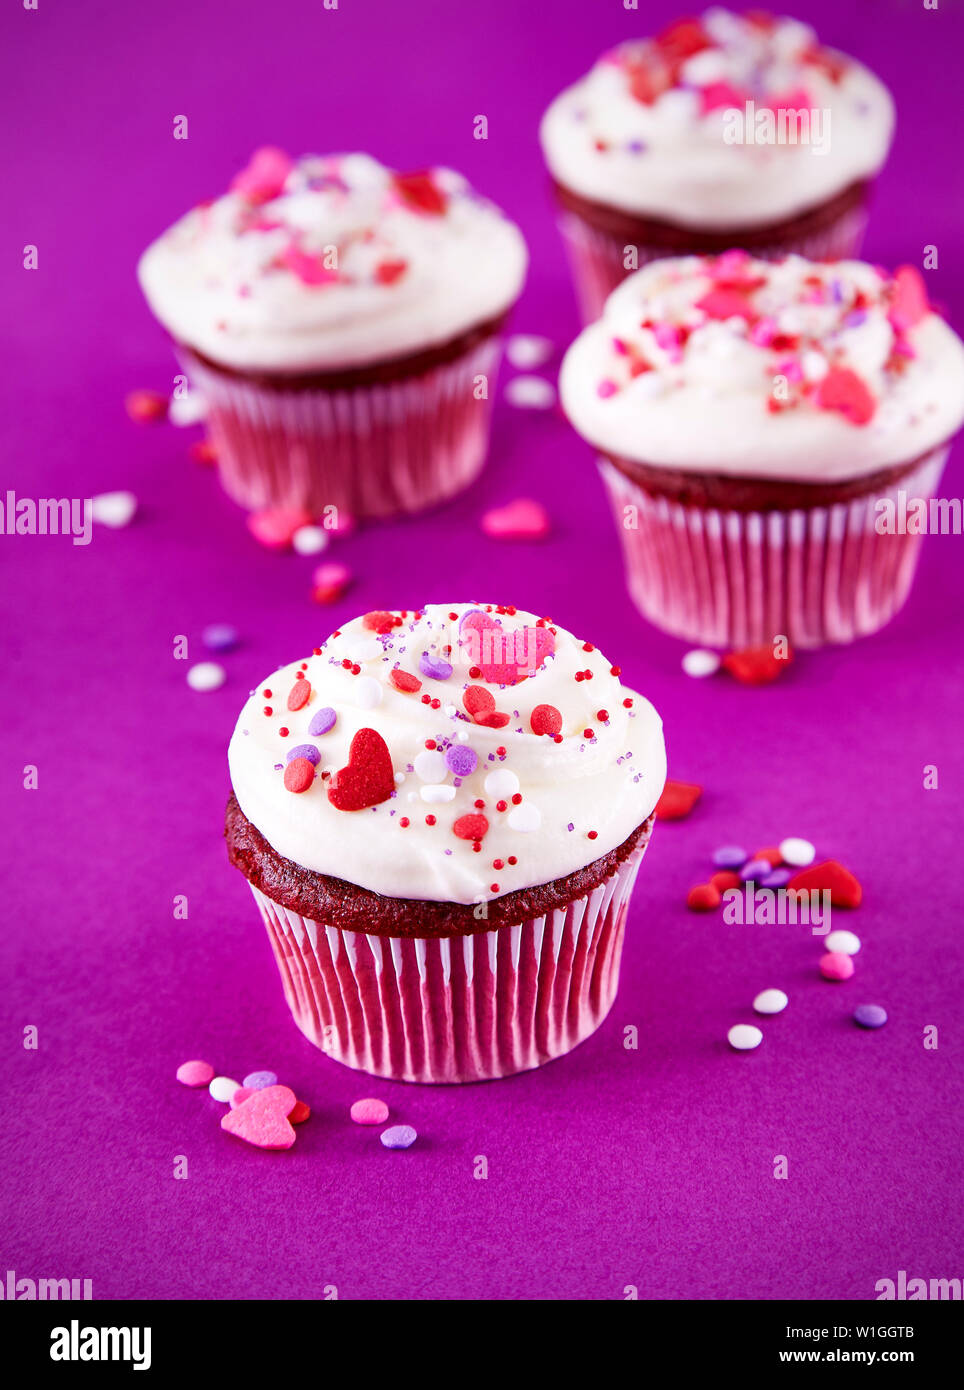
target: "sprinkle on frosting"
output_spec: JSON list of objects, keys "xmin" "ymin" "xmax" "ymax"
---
[
  {"xmin": 560, "ymin": 253, "xmax": 964, "ymax": 480},
  {"xmin": 138, "ymin": 153, "xmax": 527, "ymax": 372},
  {"xmin": 540, "ymin": 9, "xmax": 894, "ymax": 228},
  {"xmin": 227, "ymin": 603, "xmax": 666, "ymax": 905}
]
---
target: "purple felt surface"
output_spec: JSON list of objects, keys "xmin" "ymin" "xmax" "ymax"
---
[{"xmin": 1, "ymin": 0, "xmax": 962, "ymax": 1302}]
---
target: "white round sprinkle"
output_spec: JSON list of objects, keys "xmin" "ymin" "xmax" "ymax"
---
[
  {"xmin": 420, "ymin": 784, "xmax": 456, "ymax": 803},
  {"xmin": 456, "ymin": 730, "xmax": 471, "ymax": 743},
  {"xmin": 681, "ymin": 648, "xmax": 721, "ymax": 678},
  {"xmin": 90, "ymin": 490, "xmax": 137, "ymax": 528},
  {"xmin": 727, "ymin": 1024, "xmax": 763, "ymax": 1051},
  {"xmin": 779, "ymin": 836, "xmax": 815, "ymax": 867},
  {"xmin": 508, "ymin": 803, "xmax": 541, "ymax": 833},
  {"xmin": 394, "ymin": 772, "xmax": 406, "ymax": 785},
  {"xmin": 352, "ymin": 677, "xmax": 382, "ymax": 709},
  {"xmin": 186, "ymin": 661, "xmax": 226, "ymax": 692},
  {"xmin": 443, "ymin": 704, "xmax": 458, "ymax": 717},
  {"xmin": 824, "ymin": 929, "xmax": 861, "ymax": 956},
  {"xmin": 208, "ymin": 1076, "xmax": 240, "ymax": 1102},
  {"xmin": 168, "ymin": 390, "xmax": 207, "ymax": 426},
  {"xmin": 346, "ymin": 637, "xmax": 381, "ymax": 662},
  {"xmin": 505, "ymin": 375, "xmax": 555, "ymax": 410},
  {"xmin": 484, "ymin": 768, "xmax": 520, "ymax": 800},
  {"xmin": 753, "ymin": 989, "xmax": 788, "ymax": 1015},
  {"xmin": 413, "ymin": 750, "xmax": 448, "ymax": 783},
  {"xmin": 291, "ymin": 524, "xmax": 330, "ymax": 556},
  {"xmin": 506, "ymin": 334, "xmax": 553, "ymax": 370}
]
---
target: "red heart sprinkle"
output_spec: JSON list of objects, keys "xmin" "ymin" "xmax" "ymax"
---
[
  {"xmin": 722, "ymin": 646, "xmax": 792, "ymax": 684},
  {"xmin": 889, "ymin": 265, "xmax": 929, "ymax": 332},
  {"xmin": 284, "ymin": 757, "xmax": 315, "ymax": 794},
  {"xmin": 463, "ymin": 685, "xmax": 496, "ymax": 718},
  {"xmin": 530, "ymin": 704, "xmax": 562, "ymax": 736},
  {"xmin": 327, "ymin": 728, "xmax": 395, "ymax": 812},
  {"xmin": 389, "ymin": 669, "xmax": 422, "ymax": 693},
  {"xmin": 787, "ymin": 860, "xmax": 862, "ymax": 908},
  {"xmin": 815, "ymin": 366, "xmax": 876, "ymax": 426},
  {"xmin": 221, "ymin": 1084, "xmax": 298, "ymax": 1150},
  {"xmin": 655, "ymin": 780, "xmax": 702, "ymax": 820},
  {"xmin": 287, "ymin": 678, "xmax": 311, "ymax": 711},
  {"xmin": 453, "ymin": 813, "xmax": 489, "ymax": 841},
  {"xmin": 363, "ymin": 611, "xmax": 401, "ymax": 634}
]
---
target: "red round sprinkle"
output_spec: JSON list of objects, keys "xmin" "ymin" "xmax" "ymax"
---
[
  {"xmin": 582, "ymin": 642, "xmax": 594, "ymax": 652},
  {"xmin": 283, "ymin": 758, "xmax": 314, "ymax": 794},
  {"xmin": 490, "ymin": 883, "xmax": 499, "ymax": 893},
  {"xmin": 574, "ymin": 672, "xmax": 584, "ymax": 682},
  {"xmin": 623, "ymin": 698, "xmax": 633, "ymax": 708},
  {"xmin": 263, "ymin": 689, "xmax": 272, "ymax": 698},
  {"xmin": 610, "ymin": 666, "xmax": 621, "ymax": 676},
  {"xmin": 474, "ymin": 799, "xmax": 485, "ymax": 809},
  {"xmin": 530, "ymin": 704, "xmax": 562, "ymax": 737},
  {"xmin": 425, "ymin": 739, "xmax": 436, "ymax": 750},
  {"xmin": 263, "ymin": 706, "xmax": 272, "ymax": 716},
  {"xmin": 421, "ymin": 694, "xmax": 431, "ymax": 704},
  {"xmin": 496, "ymin": 800, "xmax": 507, "ymax": 812},
  {"xmin": 454, "ymin": 813, "xmax": 489, "ymax": 841},
  {"xmin": 469, "ymin": 666, "xmax": 482, "ymax": 679},
  {"xmin": 508, "ymin": 856, "xmax": 517, "ymax": 866},
  {"xmin": 596, "ymin": 710, "xmax": 609, "ymax": 721},
  {"xmin": 351, "ymin": 664, "xmax": 361, "ymax": 675},
  {"xmin": 287, "ymin": 679, "xmax": 311, "ymax": 711},
  {"xmin": 583, "ymin": 728, "xmax": 593, "ymax": 740},
  {"xmin": 511, "ymin": 793, "xmax": 522, "ymax": 805},
  {"xmin": 553, "ymin": 734, "xmax": 563, "ymax": 744},
  {"xmin": 278, "ymin": 727, "xmax": 289, "ymax": 737},
  {"xmin": 431, "ymin": 699, "xmax": 440, "ymax": 710},
  {"xmin": 496, "ymin": 746, "xmax": 506, "ymax": 757},
  {"xmin": 425, "ymin": 814, "xmax": 436, "ymax": 826},
  {"xmin": 399, "ymin": 817, "xmax": 410, "ymax": 828},
  {"xmin": 472, "ymin": 842, "xmax": 482, "ymax": 852},
  {"xmin": 493, "ymin": 859, "xmax": 504, "ymax": 870},
  {"xmin": 587, "ymin": 830, "xmax": 598, "ymax": 840}
]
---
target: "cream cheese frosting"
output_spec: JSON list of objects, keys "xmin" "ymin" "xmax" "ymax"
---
[
  {"xmin": 540, "ymin": 9, "xmax": 894, "ymax": 228},
  {"xmin": 560, "ymin": 252, "xmax": 964, "ymax": 480},
  {"xmin": 227, "ymin": 603, "xmax": 665, "ymax": 905},
  {"xmin": 138, "ymin": 152, "xmax": 527, "ymax": 372}
]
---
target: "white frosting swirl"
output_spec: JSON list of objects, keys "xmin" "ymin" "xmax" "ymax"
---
[
  {"xmin": 540, "ymin": 9, "xmax": 894, "ymax": 227},
  {"xmin": 560, "ymin": 253, "xmax": 964, "ymax": 480},
  {"xmin": 228, "ymin": 603, "xmax": 665, "ymax": 904},
  {"xmin": 138, "ymin": 153, "xmax": 527, "ymax": 371}
]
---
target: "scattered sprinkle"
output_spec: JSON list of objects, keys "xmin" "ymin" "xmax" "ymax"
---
[
  {"xmin": 350, "ymin": 1098, "xmax": 390, "ymax": 1125},
  {"xmin": 682, "ymin": 648, "xmax": 721, "ymax": 678},
  {"xmin": 727, "ymin": 1024, "xmax": 762, "ymax": 1051},
  {"xmin": 125, "ymin": 389, "xmax": 167, "ymax": 424},
  {"xmin": 819, "ymin": 951, "xmax": 855, "ymax": 981},
  {"xmin": 292, "ymin": 524, "xmax": 330, "ymax": 556},
  {"xmin": 242, "ymin": 1070, "xmax": 278, "ymax": 1091},
  {"xmin": 753, "ymin": 989, "xmax": 788, "ymax": 1015},
  {"xmin": 655, "ymin": 779, "xmax": 702, "ymax": 820},
  {"xmin": 186, "ymin": 661, "xmax": 226, "ymax": 692},
  {"xmin": 481, "ymin": 498, "xmax": 551, "ymax": 541},
  {"xmin": 380, "ymin": 1124, "xmax": 417, "ymax": 1149},
  {"xmin": 824, "ymin": 929, "xmax": 861, "ymax": 956},
  {"xmin": 247, "ymin": 507, "xmax": 313, "ymax": 549},
  {"xmin": 208, "ymin": 1075, "xmax": 241, "ymax": 1103},
  {"xmin": 176, "ymin": 1060, "xmax": 214, "ymax": 1087},
  {"xmin": 90, "ymin": 491, "xmax": 137, "ymax": 528},
  {"xmin": 505, "ymin": 375, "xmax": 555, "ymax": 409},
  {"xmin": 202, "ymin": 622, "xmax": 239, "ymax": 652},
  {"xmin": 505, "ymin": 334, "xmax": 553, "ymax": 369},
  {"xmin": 779, "ymin": 836, "xmax": 815, "ymax": 867},
  {"xmin": 854, "ymin": 1004, "xmax": 887, "ymax": 1029}
]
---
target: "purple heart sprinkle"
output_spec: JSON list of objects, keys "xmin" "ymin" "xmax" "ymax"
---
[{"xmin": 308, "ymin": 706, "xmax": 337, "ymax": 736}]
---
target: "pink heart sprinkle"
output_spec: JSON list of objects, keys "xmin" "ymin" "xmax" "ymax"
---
[
  {"xmin": 247, "ymin": 507, "xmax": 314, "ymax": 549},
  {"xmin": 221, "ymin": 1084, "xmax": 298, "ymax": 1149},
  {"xmin": 480, "ymin": 498, "xmax": 551, "ymax": 541}
]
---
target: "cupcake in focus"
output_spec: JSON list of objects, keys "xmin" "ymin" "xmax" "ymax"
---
[
  {"xmin": 138, "ymin": 152, "xmax": 527, "ymax": 520},
  {"xmin": 540, "ymin": 10, "xmax": 894, "ymax": 321},
  {"xmin": 561, "ymin": 252, "xmax": 964, "ymax": 648},
  {"xmin": 226, "ymin": 603, "xmax": 665, "ymax": 1083}
]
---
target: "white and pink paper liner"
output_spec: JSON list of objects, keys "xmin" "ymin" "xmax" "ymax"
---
[
  {"xmin": 183, "ymin": 336, "xmax": 502, "ymax": 520},
  {"xmin": 599, "ymin": 446, "xmax": 948, "ymax": 649},
  {"xmin": 557, "ymin": 200, "xmax": 869, "ymax": 324},
  {"xmin": 248, "ymin": 832, "xmax": 650, "ymax": 1084}
]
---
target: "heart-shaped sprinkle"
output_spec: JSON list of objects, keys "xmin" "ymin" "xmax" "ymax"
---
[
  {"xmin": 480, "ymin": 498, "xmax": 551, "ymax": 541},
  {"xmin": 363, "ymin": 610, "xmax": 401, "ymax": 634},
  {"xmin": 453, "ymin": 813, "xmax": 488, "ymax": 841},
  {"xmin": 287, "ymin": 678, "xmax": 311, "ymax": 711},
  {"xmin": 787, "ymin": 860, "xmax": 862, "ymax": 908},
  {"xmin": 221, "ymin": 1084, "xmax": 298, "ymax": 1150},
  {"xmin": 389, "ymin": 669, "xmax": 422, "ymax": 693},
  {"xmin": 230, "ymin": 1087, "xmax": 256, "ymax": 1110},
  {"xmin": 247, "ymin": 507, "xmax": 313, "ymax": 549},
  {"xmin": 530, "ymin": 703, "xmax": 562, "ymax": 736},
  {"xmin": 284, "ymin": 757, "xmax": 315, "ymax": 794},
  {"xmin": 419, "ymin": 650, "xmax": 453, "ymax": 681},
  {"xmin": 470, "ymin": 622, "xmax": 555, "ymax": 687},
  {"xmin": 327, "ymin": 728, "xmax": 395, "ymax": 811},
  {"xmin": 308, "ymin": 706, "xmax": 337, "ymax": 736},
  {"xmin": 655, "ymin": 780, "xmax": 702, "ymax": 820},
  {"xmin": 721, "ymin": 646, "xmax": 792, "ymax": 685},
  {"xmin": 889, "ymin": 265, "xmax": 929, "ymax": 332},
  {"xmin": 815, "ymin": 366, "xmax": 876, "ymax": 426}
]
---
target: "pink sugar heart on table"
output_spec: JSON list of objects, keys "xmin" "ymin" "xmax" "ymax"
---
[
  {"xmin": 480, "ymin": 498, "xmax": 551, "ymax": 542},
  {"xmin": 246, "ymin": 507, "xmax": 314, "ymax": 549},
  {"xmin": 221, "ymin": 1084, "xmax": 298, "ymax": 1150}
]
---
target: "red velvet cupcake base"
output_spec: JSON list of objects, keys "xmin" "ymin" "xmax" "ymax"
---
[
  {"xmin": 247, "ymin": 828, "xmax": 652, "ymax": 1084},
  {"xmin": 182, "ymin": 333, "xmax": 503, "ymax": 520},
  {"xmin": 599, "ymin": 446, "xmax": 949, "ymax": 649}
]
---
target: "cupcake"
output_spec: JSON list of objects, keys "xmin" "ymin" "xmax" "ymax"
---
[
  {"xmin": 561, "ymin": 252, "xmax": 964, "ymax": 649},
  {"xmin": 540, "ymin": 10, "xmax": 894, "ymax": 321},
  {"xmin": 226, "ymin": 603, "xmax": 665, "ymax": 1083},
  {"xmin": 138, "ymin": 152, "xmax": 527, "ymax": 520}
]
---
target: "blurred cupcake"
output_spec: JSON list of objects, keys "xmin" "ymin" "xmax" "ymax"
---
[
  {"xmin": 540, "ymin": 10, "xmax": 894, "ymax": 320},
  {"xmin": 138, "ymin": 152, "xmax": 526, "ymax": 519},
  {"xmin": 561, "ymin": 252, "xmax": 964, "ymax": 648},
  {"xmin": 226, "ymin": 603, "xmax": 665, "ymax": 1083}
]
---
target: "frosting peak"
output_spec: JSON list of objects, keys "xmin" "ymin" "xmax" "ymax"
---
[
  {"xmin": 138, "ymin": 152, "xmax": 527, "ymax": 372},
  {"xmin": 227, "ymin": 604, "xmax": 665, "ymax": 905}
]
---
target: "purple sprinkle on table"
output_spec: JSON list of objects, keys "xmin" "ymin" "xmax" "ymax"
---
[
  {"xmin": 760, "ymin": 868, "xmax": 791, "ymax": 888},
  {"xmin": 202, "ymin": 622, "xmax": 239, "ymax": 652},
  {"xmin": 740, "ymin": 858, "xmax": 771, "ymax": 882},
  {"xmin": 713, "ymin": 845, "xmax": 747, "ymax": 869},
  {"xmin": 854, "ymin": 1004, "xmax": 888, "ymax": 1029}
]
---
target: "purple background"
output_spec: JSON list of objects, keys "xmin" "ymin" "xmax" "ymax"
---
[{"xmin": 2, "ymin": 0, "xmax": 962, "ymax": 1301}]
